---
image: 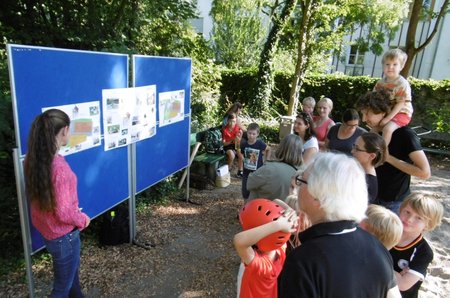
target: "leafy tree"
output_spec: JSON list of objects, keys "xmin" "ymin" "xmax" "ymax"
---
[
  {"xmin": 401, "ymin": 0, "xmax": 450, "ymax": 77},
  {"xmin": 249, "ymin": 0, "xmax": 298, "ymax": 117},
  {"xmin": 210, "ymin": 0, "xmax": 268, "ymax": 68},
  {"xmin": 285, "ymin": 0, "xmax": 410, "ymax": 115}
]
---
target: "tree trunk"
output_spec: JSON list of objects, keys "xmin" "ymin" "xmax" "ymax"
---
[
  {"xmin": 401, "ymin": 0, "xmax": 449, "ymax": 77},
  {"xmin": 287, "ymin": 0, "xmax": 317, "ymax": 116},
  {"xmin": 249, "ymin": 0, "xmax": 298, "ymax": 117}
]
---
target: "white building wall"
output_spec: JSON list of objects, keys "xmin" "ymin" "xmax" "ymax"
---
[
  {"xmin": 429, "ymin": 13, "xmax": 450, "ymax": 79},
  {"xmin": 194, "ymin": 0, "xmax": 213, "ymax": 40}
]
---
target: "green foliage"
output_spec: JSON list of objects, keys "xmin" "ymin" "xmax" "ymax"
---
[
  {"xmin": 259, "ymin": 122, "xmax": 279, "ymax": 144},
  {"xmin": 137, "ymin": 176, "xmax": 181, "ymax": 206},
  {"xmin": 210, "ymin": 0, "xmax": 267, "ymax": 68},
  {"xmin": 220, "ymin": 68, "xmax": 259, "ymax": 109},
  {"xmin": 0, "ymin": 48, "xmax": 20, "ymax": 260},
  {"xmin": 220, "ymin": 69, "xmax": 450, "ymax": 133},
  {"xmin": 190, "ymin": 37, "xmax": 223, "ymax": 130}
]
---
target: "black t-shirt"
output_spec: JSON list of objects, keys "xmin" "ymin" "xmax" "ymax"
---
[
  {"xmin": 390, "ymin": 235, "xmax": 433, "ymax": 298},
  {"xmin": 366, "ymin": 174, "xmax": 378, "ymax": 204},
  {"xmin": 376, "ymin": 127, "xmax": 422, "ymax": 202},
  {"xmin": 279, "ymin": 221, "xmax": 396, "ymax": 298}
]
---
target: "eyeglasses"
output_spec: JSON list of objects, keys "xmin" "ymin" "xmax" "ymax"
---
[
  {"xmin": 344, "ymin": 122, "xmax": 358, "ymax": 128},
  {"xmin": 295, "ymin": 176, "xmax": 308, "ymax": 186},
  {"xmin": 352, "ymin": 144, "xmax": 367, "ymax": 152}
]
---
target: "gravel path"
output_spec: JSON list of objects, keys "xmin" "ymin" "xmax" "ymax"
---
[{"xmin": 1, "ymin": 155, "xmax": 449, "ymax": 297}]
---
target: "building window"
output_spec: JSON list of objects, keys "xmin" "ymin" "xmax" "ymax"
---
[
  {"xmin": 348, "ymin": 45, "xmax": 365, "ymax": 65},
  {"xmin": 345, "ymin": 66, "xmax": 364, "ymax": 76}
]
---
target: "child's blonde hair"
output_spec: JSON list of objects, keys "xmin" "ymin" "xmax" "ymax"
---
[
  {"xmin": 364, "ymin": 204, "xmax": 402, "ymax": 249},
  {"xmin": 382, "ymin": 48, "xmax": 408, "ymax": 67},
  {"xmin": 302, "ymin": 96, "xmax": 316, "ymax": 107},
  {"xmin": 317, "ymin": 97, "xmax": 333, "ymax": 110},
  {"xmin": 400, "ymin": 193, "xmax": 444, "ymax": 231}
]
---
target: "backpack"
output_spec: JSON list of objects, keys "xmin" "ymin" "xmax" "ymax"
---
[
  {"xmin": 203, "ymin": 127, "xmax": 224, "ymax": 154},
  {"xmin": 99, "ymin": 205, "xmax": 130, "ymax": 246}
]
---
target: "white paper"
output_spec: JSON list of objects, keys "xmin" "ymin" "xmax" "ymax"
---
[
  {"xmin": 158, "ymin": 89, "xmax": 185, "ymax": 127},
  {"xmin": 102, "ymin": 85, "xmax": 157, "ymax": 151},
  {"xmin": 42, "ymin": 101, "xmax": 101, "ymax": 156}
]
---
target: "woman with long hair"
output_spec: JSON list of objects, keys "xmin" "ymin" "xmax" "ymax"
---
[
  {"xmin": 313, "ymin": 97, "xmax": 335, "ymax": 150},
  {"xmin": 25, "ymin": 109, "xmax": 90, "ymax": 297},
  {"xmin": 351, "ymin": 132, "xmax": 387, "ymax": 203},
  {"xmin": 293, "ymin": 112, "xmax": 318, "ymax": 164}
]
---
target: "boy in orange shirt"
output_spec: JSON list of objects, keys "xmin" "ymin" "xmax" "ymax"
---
[{"xmin": 234, "ymin": 199, "xmax": 298, "ymax": 298}]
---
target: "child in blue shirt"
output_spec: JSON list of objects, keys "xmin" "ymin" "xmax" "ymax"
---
[{"xmin": 240, "ymin": 123, "xmax": 269, "ymax": 199}]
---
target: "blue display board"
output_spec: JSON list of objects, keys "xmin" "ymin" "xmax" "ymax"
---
[
  {"xmin": 133, "ymin": 56, "xmax": 191, "ymax": 193},
  {"xmin": 8, "ymin": 45, "xmax": 130, "ymax": 251}
]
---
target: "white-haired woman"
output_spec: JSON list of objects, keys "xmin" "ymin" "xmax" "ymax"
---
[{"xmin": 279, "ymin": 152, "xmax": 401, "ymax": 298}]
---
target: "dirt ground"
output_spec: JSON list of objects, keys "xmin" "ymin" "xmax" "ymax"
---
[{"xmin": 1, "ymin": 155, "xmax": 449, "ymax": 298}]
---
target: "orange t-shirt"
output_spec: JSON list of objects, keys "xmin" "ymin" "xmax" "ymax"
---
[
  {"xmin": 239, "ymin": 247, "xmax": 286, "ymax": 298},
  {"xmin": 222, "ymin": 124, "xmax": 240, "ymax": 143}
]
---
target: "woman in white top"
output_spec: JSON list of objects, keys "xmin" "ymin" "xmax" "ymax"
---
[{"xmin": 293, "ymin": 112, "xmax": 318, "ymax": 164}]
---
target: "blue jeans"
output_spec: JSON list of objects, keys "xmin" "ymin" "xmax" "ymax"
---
[
  {"xmin": 376, "ymin": 200, "xmax": 402, "ymax": 215},
  {"xmin": 43, "ymin": 229, "xmax": 84, "ymax": 298},
  {"xmin": 376, "ymin": 191, "xmax": 410, "ymax": 215}
]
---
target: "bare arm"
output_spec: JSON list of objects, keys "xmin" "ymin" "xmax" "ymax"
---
[
  {"xmin": 385, "ymin": 150, "xmax": 431, "ymax": 179},
  {"xmin": 264, "ymin": 146, "xmax": 271, "ymax": 163},
  {"xmin": 233, "ymin": 209, "xmax": 298, "ymax": 265},
  {"xmin": 318, "ymin": 121, "xmax": 335, "ymax": 150},
  {"xmin": 394, "ymin": 270, "xmax": 421, "ymax": 292},
  {"xmin": 303, "ymin": 147, "xmax": 318, "ymax": 164}
]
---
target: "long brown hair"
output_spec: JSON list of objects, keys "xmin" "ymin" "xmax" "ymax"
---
[{"xmin": 24, "ymin": 109, "xmax": 70, "ymax": 212}]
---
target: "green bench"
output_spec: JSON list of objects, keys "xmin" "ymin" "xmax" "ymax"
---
[{"xmin": 190, "ymin": 132, "xmax": 226, "ymax": 181}]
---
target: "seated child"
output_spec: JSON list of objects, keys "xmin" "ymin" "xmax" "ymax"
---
[
  {"xmin": 301, "ymin": 96, "xmax": 316, "ymax": 119},
  {"xmin": 373, "ymin": 48, "xmax": 413, "ymax": 145},
  {"xmin": 234, "ymin": 198, "xmax": 298, "ymax": 298},
  {"xmin": 360, "ymin": 204, "xmax": 402, "ymax": 250},
  {"xmin": 240, "ymin": 123, "xmax": 269, "ymax": 198},
  {"xmin": 390, "ymin": 193, "xmax": 443, "ymax": 297},
  {"xmin": 222, "ymin": 113, "xmax": 243, "ymax": 175}
]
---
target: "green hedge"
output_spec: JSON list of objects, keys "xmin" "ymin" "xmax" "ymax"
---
[{"xmin": 220, "ymin": 69, "xmax": 450, "ymax": 132}]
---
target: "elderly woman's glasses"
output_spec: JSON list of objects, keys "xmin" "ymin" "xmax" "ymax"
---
[{"xmin": 295, "ymin": 176, "xmax": 308, "ymax": 186}]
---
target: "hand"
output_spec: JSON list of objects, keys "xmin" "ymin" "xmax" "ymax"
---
[
  {"xmin": 85, "ymin": 216, "xmax": 91, "ymax": 228},
  {"xmin": 274, "ymin": 198, "xmax": 293, "ymax": 212},
  {"xmin": 399, "ymin": 267, "xmax": 410, "ymax": 276},
  {"xmin": 277, "ymin": 208, "xmax": 299, "ymax": 233}
]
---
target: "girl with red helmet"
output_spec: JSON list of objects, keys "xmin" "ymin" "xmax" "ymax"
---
[{"xmin": 234, "ymin": 199, "xmax": 298, "ymax": 298}]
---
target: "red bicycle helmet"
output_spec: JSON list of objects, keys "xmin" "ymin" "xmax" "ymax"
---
[{"xmin": 239, "ymin": 198, "xmax": 290, "ymax": 252}]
